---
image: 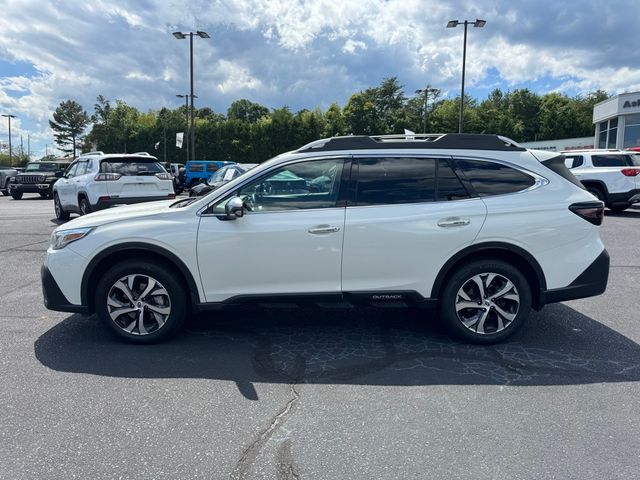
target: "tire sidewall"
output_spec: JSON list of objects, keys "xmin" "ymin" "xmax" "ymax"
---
[
  {"xmin": 79, "ymin": 198, "xmax": 91, "ymax": 215},
  {"xmin": 54, "ymin": 194, "xmax": 69, "ymax": 221},
  {"xmin": 438, "ymin": 259, "xmax": 532, "ymax": 344},
  {"xmin": 95, "ymin": 261, "xmax": 188, "ymax": 344}
]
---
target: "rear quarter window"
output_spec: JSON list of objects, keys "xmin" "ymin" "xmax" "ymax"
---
[
  {"xmin": 591, "ymin": 155, "xmax": 635, "ymax": 167},
  {"xmin": 455, "ymin": 159, "xmax": 536, "ymax": 196}
]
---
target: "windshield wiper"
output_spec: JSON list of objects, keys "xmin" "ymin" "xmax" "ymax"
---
[{"xmin": 170, "ymin": 197, "xmax": 198, "ymax": 208}]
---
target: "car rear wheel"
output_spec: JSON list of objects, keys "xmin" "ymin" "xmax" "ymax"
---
[
  {"xmin": 2, "ymin": 180, "xmax": 10, "ymax": 196},
  {"xmin": 438, "ymin": 259, "xmax": 531, "ymax": 344},
  {"xmin": 79, "ymin": 197, "xmax": 92, "ymax": 215},
  {"xmin": 586, "ymin": 186, "xmax": 605, "ymax": 202},
  {"xmin": 54, "ymin": 194, "xmax": 70, "ymax": 221},
  {"xmin": 95, "ymin": 261, "xmax": 187, "ymax": 344}
]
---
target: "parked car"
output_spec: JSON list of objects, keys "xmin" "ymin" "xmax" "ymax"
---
[
  {"xmin": 9, "ymin": 161, "xmax": 71, "ymax": 199},
  {"xmin": 52, "ymin": 152, "xmax": 175, "ymax": 220},
  {"xmin": 0, "ymin": 166, "xmax": 18, "ymax": 196},
  {"xmin": 189, "ymin": 163, "xmax": 258, "ymax": 197},
  {"xmin": 163, "ymin": 162, "xmax": 185, "ymax": 194},
  {"xmin": 42, "ymin": 134, "xmax": 609, "ymax": 345},
  {"xmin": 184, "ymin": 160, "xmax": 235, "ymax": 188},
  {"xmin": 562, "ymin": 149, "xmax": 640, "ymax": 212}
]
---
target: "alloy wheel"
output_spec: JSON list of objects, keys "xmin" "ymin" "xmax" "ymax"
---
[
  {"xmin": 106, "ymin": 274, "xmax": 171, "ymax": 336},
  {"xmin": 455, "ymin": 272, "xmax": 520, "ymax": 335}
]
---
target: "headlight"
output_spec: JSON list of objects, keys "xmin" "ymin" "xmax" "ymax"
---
[{"xmin": 50, "ymin": 228, "xmax": 93, "ymax": 250}]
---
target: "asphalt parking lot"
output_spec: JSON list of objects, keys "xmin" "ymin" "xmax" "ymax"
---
[{"xmin": 1, "ymin": 193, "xmax": 639, "ymax": 480}]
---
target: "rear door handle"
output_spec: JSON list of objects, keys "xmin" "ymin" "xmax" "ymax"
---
[
  {"xmin": 437, "ymin": 217, "xmax": 470, "ymax": 227},
  {"xmin": 308, "ymin": 225, "xmax": 341, "ymax": 234}
]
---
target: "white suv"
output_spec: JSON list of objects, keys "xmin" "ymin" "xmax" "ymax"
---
[
  {"xmin": 42, "ymin": 134, "xmax": 609, "ymax": 344},
  {"xmin": 52, "ymin": 152, "xmax": 175, "ymax": 220},
  {"xmin": 562, "ymin": 149, "xmax": 640, "ymax": 212}
]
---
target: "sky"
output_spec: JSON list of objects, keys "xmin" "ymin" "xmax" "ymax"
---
[{"xmin": 1, "ymin": 0, "xmax": 640, "ymax": 159}]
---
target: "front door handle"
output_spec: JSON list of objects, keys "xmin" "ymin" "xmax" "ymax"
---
[
  {"xmin": 437, "ymin": 217, "xmax": 470, "ymax": 228},
  {"xmin": 308, "ymin": 225, "xmax": 341, "ymax": 234}
]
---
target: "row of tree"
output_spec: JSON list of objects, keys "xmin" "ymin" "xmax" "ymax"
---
[{"xmin": 45, "ymin": 78, "xmax": 608, "ymax": 163}]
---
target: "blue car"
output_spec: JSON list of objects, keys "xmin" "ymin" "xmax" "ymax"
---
[{"xmin": 184, "ymin": 160, "xmax": 235, "ymax": 187}]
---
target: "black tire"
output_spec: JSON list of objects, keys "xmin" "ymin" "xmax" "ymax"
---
[
  {"xmin": 1, "ymin": 180, "xmax": 9, "ymax": 196},
  {"xmin": 10, "ymin": 190, "xmax": 22, "ymax": 200},
  {"xmin": 95, "ymin": 260, "xmax": 188, "ymax": 344},
  {"xmin": 39, "ymin": 191, "xmax": 49, "ymax": 199},
  {"xmin": 54, "ymin": 194, "xmax": 70, "ymax": 221},
  {"xmin": 438, "ymin": 259, "xmax": 532, "ymax": 344},
  {"xmin": 79, "ymin": 197, "xmax": 92, "ymax": 215},
  {"xmin": 586, "ymin": 186, "xmax": 605, "ymax": 202}
]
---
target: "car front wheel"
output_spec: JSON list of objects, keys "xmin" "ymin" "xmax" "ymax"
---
[
  {"xmin": 438, "ymin": 259, "xmax": 531, "ymax": 344},
  {"xmin": 54, "ymin": 194, "xmax": 70, "ymax": 221},
  {"xmin": 10, "ymin": 189, "xmax": 22, "ymax": 200},
  {"xmin": 95, "ymin": 261, "xmax": 187, "ymax": 343}
]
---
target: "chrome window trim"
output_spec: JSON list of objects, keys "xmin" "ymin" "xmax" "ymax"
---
[
  {"xmin": 451, "ymin": 154, "xmax": 549, "ymax": 197},
  {"xmin": 197, "ymin": 154, "xmax": 350, "ymax": 216}
]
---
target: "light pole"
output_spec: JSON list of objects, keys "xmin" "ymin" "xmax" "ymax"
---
[
  {"xmin": 176, "ymin": 94, "xmax": 198, "ymax": 162},
  {"xmin": 415, "ymin": 87, "xmax": 438, "ymax": 133},
  {"xmin": 173, "ymin": 30, "xmax": 209, "ymax": 160},
  {"xmin": 446, "ymin": 19, "xmax": 486, "ymax": 133},
  {"xmin": 2, "ymin": 114, "xmax": 16, "ymax": 166}
]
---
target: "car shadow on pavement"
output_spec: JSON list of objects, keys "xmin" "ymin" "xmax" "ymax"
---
[{"xmin": 34, "ymin": 303, "xmax": 640, "ymax": 399}]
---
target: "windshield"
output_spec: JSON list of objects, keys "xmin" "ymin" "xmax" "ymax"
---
[
  {"xmin": 208, "ymin": 167, "xmax": 230, "ymax": 183},
  {"xmin": 24, "ymin": 162, "xmax": 64, "ymax": 172}
]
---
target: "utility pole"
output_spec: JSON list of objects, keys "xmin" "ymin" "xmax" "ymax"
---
[
  {"xmin": 1, "ymin": 114, "xmax": 16, "ymax": 166},
  {"xmin": 27, "ymin": 134, "xmax": 30, "ymax": 161}
]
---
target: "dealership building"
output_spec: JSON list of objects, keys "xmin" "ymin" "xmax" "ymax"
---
[
  {"xmin": 521, "ymin": 91, "xmax": 640, "ymax": 152},
  {"xmin": 593, "ymin": 91, "xmax": 640, "ymax": 149}
]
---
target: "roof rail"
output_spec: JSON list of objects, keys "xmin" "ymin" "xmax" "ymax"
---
[
  {"xmin": 297, "ymin": 134, "xmax": 525, "ymax": 153},
  {"xmin": 132, "ymin": 151, "xmax": 151, "ymax": 156},
  {"xmin": 80, "ymin": 151, "xmax": 104, "ymax": 156}
]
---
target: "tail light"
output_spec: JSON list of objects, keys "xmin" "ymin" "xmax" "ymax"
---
[
  {"xmin": 155, "ymin": 173, "xmax": 172, "ymax": 180},
  {"xmin": 621, "ymin": 168, "xmax": 640, "ymax": 177},
  {"xmin": 94, "ymin": 173, "xmax": 122, "ymax": 181},
  {"xmin": 569, "ymin": 202, "xmax": 604, "ymax": 226}
]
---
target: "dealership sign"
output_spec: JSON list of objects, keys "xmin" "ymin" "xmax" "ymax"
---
[{"xmin": 623, "ymin": 99, "xmax": 640, "ymax": 108}]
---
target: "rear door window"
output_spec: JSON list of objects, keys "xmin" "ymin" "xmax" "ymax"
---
[
  {"xmin": 355, "ymin": 157, "xmax": 436, "ymax": 205},
  {"xmin": 455, "ymin": 159, "xmax": 536, "ymax": 196},
  {"xmin": 100, "ymin": 159, "xmax": 164, "ymax": 176}
]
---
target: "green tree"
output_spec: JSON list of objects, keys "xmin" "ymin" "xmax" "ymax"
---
[
  {"xmin": 227, "ymin": 99, "xmax": 269, "ymax": 123},
  {"xmin": 49, "ymin": 100, "xmax": 90, "ymax": 158}
]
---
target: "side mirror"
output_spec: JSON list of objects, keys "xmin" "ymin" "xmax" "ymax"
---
[
  {"xmin": 225, "ymin": 196, "xmax": 244, "ymax": 219},
  {"xmin": 55, "ymin": 171, "xmax": 64, "ymax": 178}
]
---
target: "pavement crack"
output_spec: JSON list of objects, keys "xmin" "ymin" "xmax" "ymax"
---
[{"xmin": 230, "ymin": 356, "xmax": 305, "ymax": 480}]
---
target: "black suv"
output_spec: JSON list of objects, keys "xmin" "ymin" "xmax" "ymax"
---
[{"xmin": 9, "ymin": 161, "xmax": 71, "ymax": 199}]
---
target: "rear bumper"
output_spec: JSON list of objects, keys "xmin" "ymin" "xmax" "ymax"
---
[
  {"xmin": 94, "ymin": 195, "xmax": 175, "ymax": 210},
  {"xmin": 542, "ymin": 249, "xmax": 609, "ymax": 305},
  {"xmin": 608, "ymin": 189, "xmax": 640, "ymax": 206},
  {"xmin": 41, "ymin": 265, "xmax": 89, "ymax": 314}
]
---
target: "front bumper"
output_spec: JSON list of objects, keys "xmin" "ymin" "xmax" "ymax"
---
[
  {"xmin": 542, "ymin": 249, "xmax": 610, "ymax": 305},
  {"xmin": 41, "ymin": 265, "xmax": 89, "ymax": 314},
  {"xmin": 10, "ymin": 183, "xmax": 52, "ymax": 193}
]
